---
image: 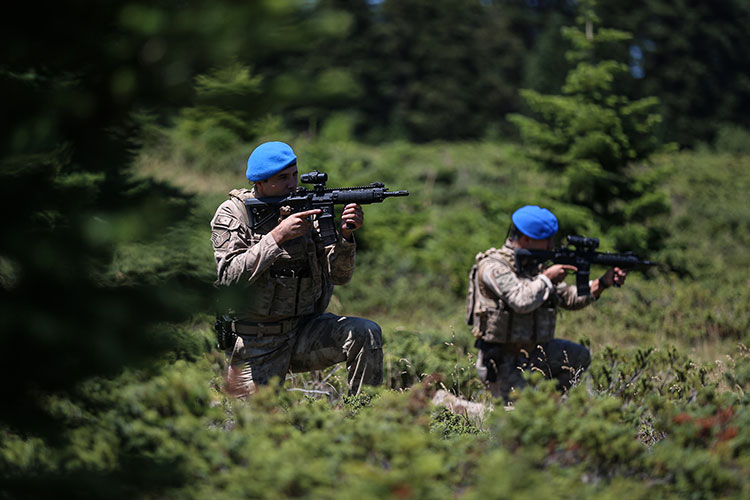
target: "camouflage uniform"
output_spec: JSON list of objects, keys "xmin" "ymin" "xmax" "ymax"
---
[
  {"xmin": 210, "ymin": 188, "xmax": 383, "ymax": 396},
  {"xmin": 467, "ymin": 240, "xmax": 595, "ymax": 400}
]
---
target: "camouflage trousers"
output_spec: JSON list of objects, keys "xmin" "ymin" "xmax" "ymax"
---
[
  {"xmin": 226, "ymin": 312, "xmax": 383, "ymax": 397},
  {"xmin": 475, "ymin": 339, "xmax": 591, "ymax": 401}
]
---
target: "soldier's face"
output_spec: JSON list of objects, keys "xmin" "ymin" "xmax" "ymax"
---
[
  {"xmin": 255, "ymin": 165, "xmax": 299, "ymax": 198},
  {"xmin": 519, "ymin": 235, "xmax": 554, "ymax": 250}
]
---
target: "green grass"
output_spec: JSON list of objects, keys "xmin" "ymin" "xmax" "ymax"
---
[
  {"xmin": 5, "ymin": 139, "xmax": 746, "ymax": 499},
  {"xmin": 133, "ymin": 140, "xmax": 749, "ymax": 361}
]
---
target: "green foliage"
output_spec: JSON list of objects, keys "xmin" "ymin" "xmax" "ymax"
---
[
  {"xmin": 508, "ymin": 0, "xmax": 669, "ymax": 249},
  {"xmin": 4, "ymin": 0, "xmax": 750, "ymax": 496},
  {"xmin": 713, "ymin": 125, "xmax": 750, "ymax": 154},
  {"xmin": 162, "ymin": 64, "xmax": 264, "ymax": 173},
  {"xmin": 294, "ymin": 0, "xmax": 526, "ymax": 142},
  {"xmin": 5, "ymin": 137, "xmax": 750, "ymax": 497},
  {"xmin": 430, "ymin": 407, "xmax": 485, "ymax": 438},
  {"xmin": 521, "ymin": 10, "xmax": 573, "ymax": 94},
  {"xmin": 597, "ymin": 0, "xmax": 750, "ymax": 146},
  {"xmin": 0, "ymin": 0, "xmax": 341, "ymax": 493},
  {"xmin": 4, "ymin": 349, "xmax": 749, "ymax": 498},
  {"xmin": 0, "ymin": 76, "xmax": 207, "ymax": 442}
]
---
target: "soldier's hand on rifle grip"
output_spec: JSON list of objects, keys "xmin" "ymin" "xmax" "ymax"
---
[
  {"xmin": 340, "ymin": 203, "xmax": 363, "ymax": 241},
  {"xmin": 270, "ymin": 209, "xmax": 321, "ymax": 245},
  {"xmin": 544, "ymin": 264, "xmax": 577, "ymax": 284}
]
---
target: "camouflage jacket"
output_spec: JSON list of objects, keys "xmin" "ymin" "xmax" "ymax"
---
[
  {"xmin": 210, "ymin": 188, "xmax": 356, "ymax": 322},
  {"xmin": 467, "ymin": 239, "xmax": 595, "ymax": 345}
]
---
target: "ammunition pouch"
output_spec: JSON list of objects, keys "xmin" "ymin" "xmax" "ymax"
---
[
  {"xmin": 214, "ymin": 314, "xmax": 301, "ymax": 351},
  {"xmin": 214, "ymin": 315, "xmax": 238, "ymax": 351}
]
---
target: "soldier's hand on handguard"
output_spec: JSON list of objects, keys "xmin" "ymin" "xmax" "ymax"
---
[
  {"xmin": 340, "ymin": 203, "xmax": 363, "ymax": 242},
  {"xmin": 599, "ymin": 267, "xmax": 628, "ymax": 289},
  {"xmin": 270, "ymin": 209, "xmax": 322, "ymax": 244},
  {"xmin": 544, "ymin": 264, "xmax": 577, "ymax": 284}
]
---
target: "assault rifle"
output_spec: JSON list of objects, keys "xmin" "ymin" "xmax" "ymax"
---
[
  {"xmin": 514, "ymin": 235, "xmax": 656, "ymax": 296},
  {"xmin": 244, "ymin": 171, "xmax": 409, "ymax": 246}
]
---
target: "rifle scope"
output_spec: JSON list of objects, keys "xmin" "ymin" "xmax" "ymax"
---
[
  {"xmin": 300, "ymin": 170, "xmax": 328, "ymax": 185},
  {"xmin": 567, "ymin": 235, "xmax": 600, "ymax": 250}
]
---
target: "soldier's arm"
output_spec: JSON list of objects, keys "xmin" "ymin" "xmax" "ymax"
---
[
  {"xmin": 324, "ymin": 235, "xmax": 356, "ymax": 285},
  {"xmin": 211, "ymin": 202, "xmax": 284, "ymax": 286},
  {"xmin": 555, "ymin": 281, "xmax": 598, "ymax": 309},
  {"xmin": 481, "ymin": 260, "xmax": 554, "ymax": 314},
  {"xmin": 556, "ymin": 267, "xmax": 624, "ymax": 308}
]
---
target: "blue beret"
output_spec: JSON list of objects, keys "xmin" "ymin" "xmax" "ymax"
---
[
  {"xmin": 246, "ymin": 141, "xmax": 297, "ymax": 182},
  {"xmin": 512, "ymin": 205, "xmax": 559, "ymax": 239}
]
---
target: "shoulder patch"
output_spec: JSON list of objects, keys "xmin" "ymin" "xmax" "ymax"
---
[
  {"xmin": 211, "ymin": 230, "xmax": 231, "ymax": 248},
  {"xmin": 491, "ymin": 267, "xmax": 505, "ymax": 279},
  {"xmin": 479, "ymin": 258, "xmax": 512, "ymax": 282},
  {"xmin": 213, "ymin": 214, "xmax": 239, "ymax": 230}
]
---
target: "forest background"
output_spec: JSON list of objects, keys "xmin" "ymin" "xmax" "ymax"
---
[{"xmin": 2, "ymin": 0, "xmax": 750, "ymax": 498}]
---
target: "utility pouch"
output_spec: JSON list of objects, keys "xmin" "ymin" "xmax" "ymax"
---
[{"xmin": 214, "ymin": 314, "xmax": 238, "ymax": 351}]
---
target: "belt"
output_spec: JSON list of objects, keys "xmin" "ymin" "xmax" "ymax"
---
[
  {"xmin": 269, "ymin": 267, "xmax": 311, "ymax": 278},
  {"xmin": 231, "ymin": 318, "xmax": 299, "ymax": 337}
]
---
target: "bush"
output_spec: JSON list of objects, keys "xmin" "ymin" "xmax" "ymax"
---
[{"xmin": 714, "ymin": 124, "xmax": 750, "ymax": 154}]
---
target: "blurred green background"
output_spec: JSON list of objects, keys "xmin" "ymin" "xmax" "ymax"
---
[{"xmin": 2, "ymin": 0, "xmax": 749, "ymax": 498}]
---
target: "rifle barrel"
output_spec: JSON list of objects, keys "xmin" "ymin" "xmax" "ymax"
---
[{"xmin": 590, "ymin": 252, "xmax": 655, "ymax": 268}]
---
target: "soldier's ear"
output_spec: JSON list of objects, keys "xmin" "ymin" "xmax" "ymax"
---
[{"xmin": 254, "ymin": 180, "xmax": 268, "ymax": 196}]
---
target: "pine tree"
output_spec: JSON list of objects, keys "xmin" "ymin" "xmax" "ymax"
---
[
  {"xmin": 304, "ymin": 0, "xmax": 526, "ymax": 142},
  {"xmin": 508, "ymin": 0, "xmax": 669, "ymax": 250},
  {"xmin": 597, "ymin": 0, "xmax": 750, "ymax": 146}
]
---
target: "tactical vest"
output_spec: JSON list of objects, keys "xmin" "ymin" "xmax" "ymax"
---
[
  {"xmin": 466, "ymin": 247, "xmax": 557, "ymax": 345},
  {"xmin": 224, "ymin": 188, "xmax": 331, "ymax": 319}
]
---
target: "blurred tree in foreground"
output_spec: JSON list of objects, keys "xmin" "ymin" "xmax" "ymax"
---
[
  {"xmin": 508, "ymin": 0, "xmax": 669, "ymax": 252},
  {"xmin": 0, "ymin": 0, "xmax": 334, "ymax": 495},
  {"xmin": 1, "ymin": 0, "xmax": 201, "ymax": 434},
  {"xmin": 0, "ymin": 0, "xmax": 353, "ymax": 423}
]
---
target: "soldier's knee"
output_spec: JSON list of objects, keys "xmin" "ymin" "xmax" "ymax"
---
[
  {"xmin": 571, "ymin": 344, "xmax": 591, "ymax": 371},
  {"xmin": 368, "ymin": 320, "xmax": 383, "ymax": 346},
  {"xmin": 556, "ymin": 339, "xmax": 591, "ymax": 371},
  {"xmin": 349, "ymin": 318, "xmax": 382, "ymax": 350},
  {"xmin": 344, "ymin": 318, "xmax": 383, "ymax": 390}
]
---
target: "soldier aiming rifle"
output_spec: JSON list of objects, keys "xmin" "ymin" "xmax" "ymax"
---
[
  {"xmin": 467, "ymin": 205, "xmax": 653, "ymax": 402},
  {"xmin": 210, "ymin": 141, "xmax": 408, "ymax": 397}
]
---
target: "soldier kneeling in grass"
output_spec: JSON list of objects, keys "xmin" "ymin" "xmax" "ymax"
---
[
  {"xmin": 467, "ymin": 205, "xmax": 627, "ymax": 402},
  {"xmin": 210, "ymin": 141, "xmax": 383, "ymax": 397}
]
